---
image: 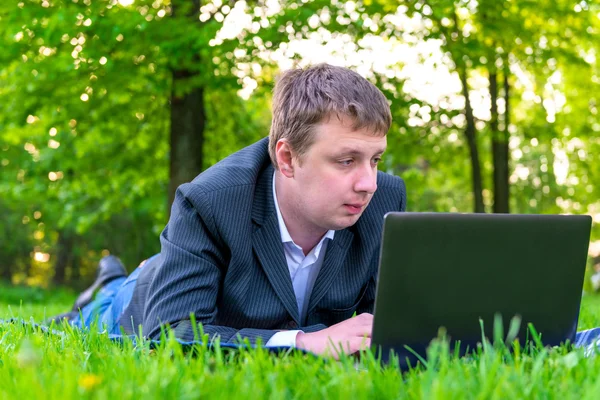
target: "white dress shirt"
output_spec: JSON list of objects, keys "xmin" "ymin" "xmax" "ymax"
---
[{"xmin": 265, "ymin": 173, "xmax": 335, "ymax": 347}]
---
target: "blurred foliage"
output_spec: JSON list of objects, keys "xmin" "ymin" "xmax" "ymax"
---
[{"xmin": 0, "ymin": 0, "xmax": 599, "ymax": 288}]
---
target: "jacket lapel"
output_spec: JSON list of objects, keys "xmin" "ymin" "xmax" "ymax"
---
[
  {"xmin": 251, "ymin": 166, "xmax": 300, "ymax": 324},
  {"xmin": 306, "ymin": 228, "xmax": 354, "ymax": 316}
]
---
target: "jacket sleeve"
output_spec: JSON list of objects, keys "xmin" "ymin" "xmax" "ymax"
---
[{"xmin": 143, "ymin": 185, "xmax": 284, "ymax": 345}]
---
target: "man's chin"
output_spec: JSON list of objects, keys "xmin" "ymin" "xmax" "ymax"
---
[{"xmin": 328, "ymin": 214, "xmax": 362, "ymax": 230}]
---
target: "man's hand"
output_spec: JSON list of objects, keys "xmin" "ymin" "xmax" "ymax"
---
[{"xmin": 295, "ymin": 313, "xmax": 373, "ymax": 359}]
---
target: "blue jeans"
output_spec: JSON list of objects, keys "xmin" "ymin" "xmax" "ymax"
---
[
  {"xmin": 574, "ymin": 327, "xmax": 600, "ymax": 355},
  {"xmin": 70, "ymin": 255, "xmax": 600, "ymax": 350},
  {"xmin": 69, "ymin": 255, "xmax": 152, "ymax": 335}
]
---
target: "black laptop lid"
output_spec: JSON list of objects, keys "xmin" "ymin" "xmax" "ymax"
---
[{"xmin": 372, "ymin": 212, "xmax": 592, "ymax": 365}]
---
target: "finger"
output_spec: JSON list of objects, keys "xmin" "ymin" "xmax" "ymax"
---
[
  {"xmin": 351, "ymin": 313, "xmax": 373, "ymax": 323},
  {"xmin": 360, "ymin": 337, "xmax": 371, "ymax": 350},
  {"xmin": 346, "ymin": 321, "xmax": 373, "ymax": 337},
  {"xmin": 355, "ymin": 313, "xmax": 374, "ymax": 326},
  {"xmin": 345, "ymin": 337, "xmax": 372, "ymax": 354},
  {"xmin": 340, "ymin": 313, "xmax": 372, "ymax": 328},
  {"xmin": 327, "ymin": 336, "xmax": 363, "ymax": 357}
]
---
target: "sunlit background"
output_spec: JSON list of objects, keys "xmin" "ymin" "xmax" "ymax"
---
[{"xmin": 1, "ymin": 0, "xmax": 599, "ymax": 289}]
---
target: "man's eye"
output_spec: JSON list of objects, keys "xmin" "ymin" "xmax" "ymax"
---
[
  {"xmin": 339, "ymin": 160, "xmax": 353, "ymax": 166},
  {"xmin": 372, "ymin": 157, "xmax": 382, "ymax": 165}
]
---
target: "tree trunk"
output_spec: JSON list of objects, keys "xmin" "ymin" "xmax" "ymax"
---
[
  {"xmin": 459, "ymin": 67, "xmax": 485, "ymax": 213},
  {"xmin": 0, "ymin": 260, "xmax": 12, "ymax": 282},
  {"xmin": 1, "ymin": 220, "xmax": 14, "ymax": 281},
  {"xmin": 70, "ymin": 253, "xmax": 81, "ymax": 288},
  {"xmin": 168, "ymin": 0, "xmax": 206, "ymax": 212},
  {"xmin": 490, "ymin": 68, "xmax": 510, "ymax": 213},
  {"xmin": 491, "ymin": 68, "xmax": 511, "ymax": 213},
  {"xmin": 53, "ymin": 230, "xmax": 73, "ymax": 285}
]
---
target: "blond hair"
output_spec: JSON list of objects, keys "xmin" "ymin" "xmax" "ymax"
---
[{"xmin": 268, "ymin": 63, "xmax": 392, "ymax": 168}]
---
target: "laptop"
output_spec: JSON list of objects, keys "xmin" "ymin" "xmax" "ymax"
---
[{"xmin": 371, "ymin": 212, "xmax": 592, "ymax": 367}]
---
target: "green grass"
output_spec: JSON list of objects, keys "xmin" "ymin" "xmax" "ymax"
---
[{"xmin": 2, "ymin": 286, "xmax": 600, "ymax": 399}]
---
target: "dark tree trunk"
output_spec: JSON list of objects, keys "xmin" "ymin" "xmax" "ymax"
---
[
  {"xmin": 491, "ymin": 68, "xmax": 511, "ymax": 213},
  {"xmin": 168, "ymin": 0, "xmax": 206, "ymax": 212},
  {"xmin": 459, "ymin": 67, "xmax": 485, "ymax": 213},
  {"xmin": 490, "ymin": 68, "xmax": 510, "ymax": 213},
  {"xmin": 70, "ymin": 253, "xmax": 80, "ymax": 287},
  {"xmin": 0, "ymin": 261, "xmax": 12, "ymax": 282},
  {"xmin": 1, "ymin": 221, "xmax": 14, "ymax": 281},
  {"xmin": 53, "ymin": 230, "xmax": 73, "ymax": 285},
  {"xmin": 169, "ymin": 84, "xmax": 206, "ymax": 209}
]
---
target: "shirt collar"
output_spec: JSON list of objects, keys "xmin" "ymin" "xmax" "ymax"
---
[{"xmin": 272, "ymin": 172, "xmax": 335, "ymax": 245}]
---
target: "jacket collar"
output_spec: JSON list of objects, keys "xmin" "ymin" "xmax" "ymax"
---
[
  {"xmin": 252, "ymin": 165, "xmax": 300, "ymax": 323},
  {"xmin": 251, "ymin": 164, "xmax": 355, "ymax": 324}
]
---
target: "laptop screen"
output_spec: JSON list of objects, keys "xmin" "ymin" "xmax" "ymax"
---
[{"xmin": 372, "ymin": 212, "xmax": 592, "ymax": 366}]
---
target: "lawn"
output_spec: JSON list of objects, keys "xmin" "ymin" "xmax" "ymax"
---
[{"xmin": 2, "ymin": 285, "xmax": 600, "ymax": 399}]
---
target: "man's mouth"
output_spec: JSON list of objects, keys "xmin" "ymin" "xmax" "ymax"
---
[{"xmin": 344, "ymin": 203, "xmax": 366, "ymax": 214}]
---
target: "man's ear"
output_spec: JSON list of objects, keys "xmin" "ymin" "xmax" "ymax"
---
[{"xmin": 275, "ymin": 139, "xmax": 295, "ymax": 178}]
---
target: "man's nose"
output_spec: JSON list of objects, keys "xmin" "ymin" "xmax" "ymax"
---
[{"xmin": 354, "ymin": 163, "xmax": 378, "ymax": 194}]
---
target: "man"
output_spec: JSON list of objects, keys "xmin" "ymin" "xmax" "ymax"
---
[
  {"xmin": 62, "ymin": 63, "xmax": 406, "ymax": 357},
  {"xmin": 57, "ymin": 63, "xmax": 600, "ymax": 357}
]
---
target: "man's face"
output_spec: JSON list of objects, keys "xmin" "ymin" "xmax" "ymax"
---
[{"xmin": 278, "ymin": 116, "xmax": 387, "ymax": 235}]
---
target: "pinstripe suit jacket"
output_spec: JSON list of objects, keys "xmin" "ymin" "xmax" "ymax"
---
[{"xmin": 119, "ymin": 137, "xmax": 406, "ymax": 344}]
